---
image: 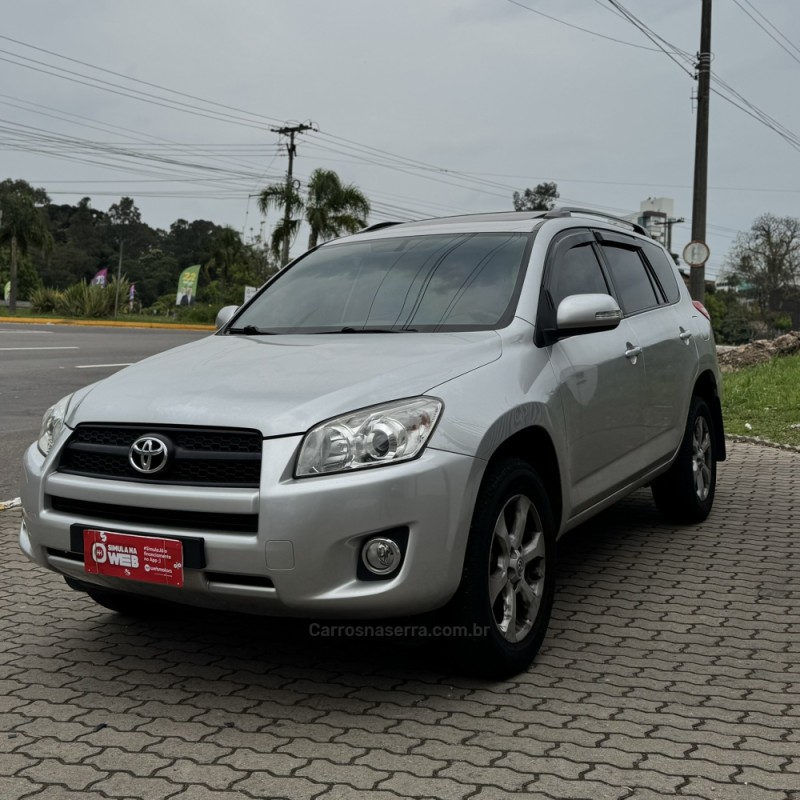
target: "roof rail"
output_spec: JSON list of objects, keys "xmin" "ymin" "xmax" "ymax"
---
[
  {"xmin": 542, "ymin": 207, "xmax": 649, "ymax": 237},
  {"xmin": 359, "ymin": 221, "xmax": 405, "ymax": 233}
]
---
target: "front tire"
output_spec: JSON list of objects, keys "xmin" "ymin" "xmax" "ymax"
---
[
  {"xmin": 444, "ymin": 459, "xmax": 556, "ymax": 679},
  {"xmin": 652, "ymin": 395, "xmax": 717, "ymax": 524}
]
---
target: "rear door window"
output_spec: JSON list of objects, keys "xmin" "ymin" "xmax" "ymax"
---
[{"xmin": 599, "ymin": 242, "xmax": 659, "ymax": 315}]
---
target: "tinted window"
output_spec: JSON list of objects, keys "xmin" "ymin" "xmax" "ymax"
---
[
  {"xmin": 600, "ymin": 244, "xmax": 659, "ymax": 314},
  {"xmin": 642, "ymin": 240, "xmax": 681, "ymax": 303},
  {"xmin": 233, "ymin": 233, "xmax": 529, "ymax": 333},
  {"xmin": 549, "ymin": 243, "xmax": 609, "ymax": 308}
]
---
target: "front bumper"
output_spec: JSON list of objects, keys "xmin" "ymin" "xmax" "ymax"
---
[{"xmin": 20, "ymin": 436, "xmax": 483, "ymax": 618}]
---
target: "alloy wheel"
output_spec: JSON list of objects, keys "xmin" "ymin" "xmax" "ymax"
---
[{"xmin": 488, "ymin": 494, "xmax": 546, "ymax": 642}]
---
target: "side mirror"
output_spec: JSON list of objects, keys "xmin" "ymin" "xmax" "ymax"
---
[
  {"xmin": 556, "ymin": 294, "xmax": 622, "ymax": 337},
  {"xmin": 215, "ymin": 305, "xmax": 239, "ymax": 330}
]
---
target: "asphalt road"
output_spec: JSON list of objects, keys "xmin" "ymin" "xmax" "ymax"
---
[{"xmin": 0, "ymin": 324, "xmax": 209, "ymax": 499}]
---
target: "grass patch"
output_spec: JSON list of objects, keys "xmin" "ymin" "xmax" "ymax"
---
[{"xmin": 723, "ymin": 354, "xmax": 800, "ymax": 447}]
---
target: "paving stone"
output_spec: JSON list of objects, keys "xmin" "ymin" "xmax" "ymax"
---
[
  {"xmin": 0, "ymin": 776, "xmax": 43, "ymax": 800},
  {"xmin": 22, "ymin": 738, "xmax": 101, "ymax": 763},
  {"xmin": 218, "ymin": 748, "xmax": 307, "ymax": 774},
  {"xmin": 681, "ymin": 777, "xmax": 790, "ymax": 800},
  {"xmin": 316, "ymin": 788, "xmax": 426, "ymax": 800},
  {"xmin": 354, "ymin": 748, "xmax": 447, "ymax": 777},
  {"xmin": 0, "ymin": 753, "xmax": 38, "ymax": 776},
  {"xmin": 295, "ymin": 760, "xmax": 390, "ymax": 790},
  {"xmin": 165, "ymin": 789, "xmax": 255, "ymax": 800},
  {"xmin": 18, "ymin": 760, "xmax": 106, "ymax": 791},
  {"xmin": 154, "ymin": 759, "xmax": 248, "ymax": 790},
  {"xmin": 89, "ymin": 773, "xmax": 183, "ymax": 799},
  {"xmin": 334, "ymin": 728, "xmax": 419, "ymax": 754},
  {"xmin": 277, "ymin": 737, "xmax": 366, "ymax": 763},
  {"xmin": 527, "ymin": 774, "xmax": 631, "ymax": 800},
  {"xmin": 234, "ymin": 774, "xmax": 326, "ymax": 800},
  {"xmin": 378, "ymin": 773, "xmax": 475, "ymax": 800},
  {"xmin": 86, "ymin": 747, "xmax": 172, "ymax": 776}
]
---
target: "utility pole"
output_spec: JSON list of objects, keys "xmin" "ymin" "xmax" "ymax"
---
[
  {"xmin": 270, "ymin": 123, "xmax": 314, "ymax": 267},
  {"xmin": 689, "ymin": 0, "xmax": 712, "ymax": 302}
]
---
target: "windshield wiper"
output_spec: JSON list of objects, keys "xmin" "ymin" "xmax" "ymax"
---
[
  {"xmin": 336, "ymin": 326, "xmax": 417, "ymax": 333},
  {"xmin": 228, "ymin": 325, "xmax": 276, "ymax": 335}
]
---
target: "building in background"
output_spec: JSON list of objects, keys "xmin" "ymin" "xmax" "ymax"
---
[
  {"xmin": 627, "ymin": 198, "xmax": 684, "ymax": 258},
  {"xmin": 626, "ymin": 198, "xmax": 714, "ymax": 294}
]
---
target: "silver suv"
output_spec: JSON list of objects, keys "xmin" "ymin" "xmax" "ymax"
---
[{"xmin": 19, "ymin": 208, "xmax": 725, "ymax": 677}]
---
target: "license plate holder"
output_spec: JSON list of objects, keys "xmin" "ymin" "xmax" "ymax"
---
[{"xmin": 82, "ymin": 529, "xmax": 185, "ymax": 587}]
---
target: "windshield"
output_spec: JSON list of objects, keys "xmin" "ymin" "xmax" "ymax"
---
[{"xmin": 230, "ymin": 232, "xmax": 531, "ymax": 334}]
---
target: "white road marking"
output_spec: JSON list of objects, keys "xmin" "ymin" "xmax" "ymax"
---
[
  {"xmin": 75, "ymin": 363, "xmax": 133, "ymax": 369},
  {"xmin": 0, "ymin": 346, "xmax": 79, "ymax": 351},
  {"xmin": 0, "ymin": 329, "xmax": 54, "ymax": 334}
]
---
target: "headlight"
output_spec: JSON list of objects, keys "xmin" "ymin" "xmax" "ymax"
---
[
  {"xmin": 37, "ymin": 394, "xmax": 72, "ymax": 456},
  {"xmin": 296, "ymin": 397, "xmax": 443, "ymax": 477}
]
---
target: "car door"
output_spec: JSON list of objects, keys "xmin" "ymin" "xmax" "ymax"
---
[
  {"xmin": 595, "ymin": 232, "xmax": 697, "ymax": 465},
  {"xmin": 539, "ymin": 230, "xmax": 646, "ymax": 515}
]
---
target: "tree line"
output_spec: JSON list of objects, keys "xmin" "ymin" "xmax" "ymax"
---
[{"xmin": 0, "ymin": 167, "xmax": 371, "ymax": 315}]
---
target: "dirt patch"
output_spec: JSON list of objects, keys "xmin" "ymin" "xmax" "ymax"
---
[{"xmin": 717, "ymin": 330, "xmax": 800, "ymax": 371}]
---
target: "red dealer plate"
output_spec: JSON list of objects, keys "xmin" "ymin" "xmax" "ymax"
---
[{"xmin": 83, "ymin": 529, "xmax": 184, "ymax": 587}]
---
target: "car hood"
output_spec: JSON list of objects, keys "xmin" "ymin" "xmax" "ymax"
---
[{"xmin": 67, "ymin": 331, "xmax": 502, "ymax": 436}]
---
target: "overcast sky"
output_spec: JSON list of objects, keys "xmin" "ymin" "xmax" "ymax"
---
[{"xmin": 2, "ymin": 0, "xmax": 800, "ymax": 279}]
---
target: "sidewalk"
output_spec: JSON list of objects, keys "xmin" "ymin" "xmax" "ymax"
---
[{"xmin": 1, "ymin": 440, "xmax": 798, "ymax": 799}]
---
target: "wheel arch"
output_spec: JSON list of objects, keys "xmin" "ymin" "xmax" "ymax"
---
[
  {"xmin": 693, "ymin": 369, "xmax": 727, "ymax": 461},
  {"xmin": 484, "ymin": 426, "xmax": 563, "ymax": 532}
]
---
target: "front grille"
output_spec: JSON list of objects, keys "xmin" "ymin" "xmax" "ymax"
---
[
  {"xmin": 50, "ymin": 496, "xmax": 258, "ymax": 534},
  {"xmin": 58, "ymin": 424, "xmax": 262, "ymax": 487}
]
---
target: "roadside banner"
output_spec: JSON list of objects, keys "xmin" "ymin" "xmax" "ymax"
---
[
  {"xmin": 128, "ymin": 283, "xmax": 136, "ymax": 310},
  {"xmin": 91, "ymin": 268, "xmax": 108, "ymax": 287},
  {"xmin": 3, "ymin": 281, "xmax": 9, "ymax": 301},
  {"xmin": 244, "ymin": 285, "xmax": 257, "ymax": 304},
  {"xmin": 176, "ymin": 265, "xmax": 200, "ymax": 306}
]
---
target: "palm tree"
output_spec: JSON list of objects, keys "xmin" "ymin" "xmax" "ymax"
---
[
  {"xmin": 257, "ymin": 182, "xmax": 303, "ymax": 265},
  {"xmin": 258, "ymin": 169, "xmax": 370, "ymax": 266},
  {"xmin": 305, "ymin": 169, "xmax": 370, "ymax": 250},
  {"xmin": 208, "ymin": 226, "xmax": 244, "ymax": 286},
  {"xmin": 0, "ymin": 180, "xmax": 52, "ymax": 313}
]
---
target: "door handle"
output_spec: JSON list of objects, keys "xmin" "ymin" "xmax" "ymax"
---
[
  {"xmin": 624, "ymin": 344, "xmax": 642, "ymax": 361},
  {"xmin": 679, "ymin": 328, "xmax": 693, "ymax": 341}
]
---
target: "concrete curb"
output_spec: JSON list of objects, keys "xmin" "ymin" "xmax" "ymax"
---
[
  {"xmin": 0, "ymin": 316, "xmax": 215, "ymax": 331},
  {"xmin": 726, "ymin": 433, "xmax": 800, "ymax": 454}
]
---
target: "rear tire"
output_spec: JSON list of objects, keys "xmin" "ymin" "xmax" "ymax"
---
[
  {"xmin": 443, "ymin": 459, "xmax": 556, "ymax": 679},
  {"xmin": 652, "ymin": 395, "xmax": 717, "ymax": 524}
]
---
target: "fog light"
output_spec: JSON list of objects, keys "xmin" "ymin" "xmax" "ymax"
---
[{"xmin": 361, "ymin": 538, "xmax": 401, "ymax": 575}]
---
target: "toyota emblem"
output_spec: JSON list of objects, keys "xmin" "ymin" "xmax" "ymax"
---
[{"xmin": 129, "ymin": 435, "xmax": 169, "ymax": 474}]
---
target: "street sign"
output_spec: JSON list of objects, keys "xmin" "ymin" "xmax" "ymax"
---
[{"xmin": 683, "ymin": 240, "xmax": 710, "ymax": 267}]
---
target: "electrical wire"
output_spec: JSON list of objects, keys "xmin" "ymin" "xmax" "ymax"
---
[{"xmin": 732, "ymin": 0, "xmax": 800, "ymax": 67}]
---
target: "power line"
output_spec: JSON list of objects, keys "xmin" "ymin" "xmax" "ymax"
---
[
  {"xmin": 733, "ymin": 0, "xmax": 800, "ymax": 66},
  {"xmin": 504, "ymin": 0, "xmax": 660, "ymax": 51}
]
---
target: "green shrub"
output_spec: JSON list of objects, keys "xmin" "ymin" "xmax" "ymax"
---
[
  {"xmin": 30, "ymin": 286, "xmax": 62, "ymax": 312},
  {"xmin": 55, "ymin": 283, "xmax": 89, "ymax": 316},
  {"xmin": 175, "ymin": 304, "xmax": 219, "ymax": 325},
  {"xmin": 51, "ymin": 277, "xmax": 131, "ymax": 317}
]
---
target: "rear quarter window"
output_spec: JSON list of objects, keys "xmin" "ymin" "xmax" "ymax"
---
[{"xmin": 641, "ymin": 240, "xmax": 681, "ymax": 304}]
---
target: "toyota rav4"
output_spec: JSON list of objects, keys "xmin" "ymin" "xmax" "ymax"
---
[{"xmin": 19, "ymin": 208, "xmax": 725, "ymax": 677}]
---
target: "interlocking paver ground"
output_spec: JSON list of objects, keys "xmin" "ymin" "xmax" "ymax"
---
[{"xmin": 0, "ymin": 440, "xmax": 798, "ymax": 799}]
